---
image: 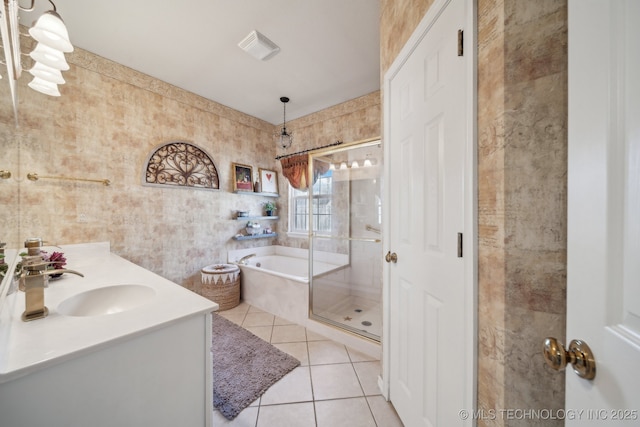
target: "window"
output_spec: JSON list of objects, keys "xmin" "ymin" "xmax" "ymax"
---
[{"xmin": 289, "ymin": 170, "xmax": 333, "ymax": 233}]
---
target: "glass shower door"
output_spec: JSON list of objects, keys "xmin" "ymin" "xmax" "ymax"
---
[{"xmin": 308, "ymin": 139, "xmax": 382, "ymax": 342}]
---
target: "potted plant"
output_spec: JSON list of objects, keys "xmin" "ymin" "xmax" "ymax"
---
[{"xmin": 263, "ymin": 201, "xmax": 277, "ymax": 216}]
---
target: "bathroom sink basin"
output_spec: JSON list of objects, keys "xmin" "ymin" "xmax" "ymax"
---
[{"xmin": 57, "ymin": 284, "xmax": 156, "ymax": 317}]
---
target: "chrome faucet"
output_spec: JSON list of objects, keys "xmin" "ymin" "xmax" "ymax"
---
[
  {"xmin": 237, "ymin": 253, "xmax": 256, "ymax": 265},
  {"xmin": 20, "ymin": 259, "xmax": 84, "ymax": 322}
]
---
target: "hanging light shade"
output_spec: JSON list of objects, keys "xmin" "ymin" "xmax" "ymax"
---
[
  {"xmin": 1, "ymin": 0, "xmax": 73, "ymax": 116},
  {"xmin": 28, "ymin": 76, "xmax": 61, "ymax": 97},
  {"xmin": 276, "ymin": 96, "xmax": 293, "ymax": 149},
  {"xmin": 29, "ymin": 10, "xmax": 73, "ymax": 52},
  {"xmin": 29, "ymin": 43, "xmax": 70, "ymax": 70},
  {"xmin": 28, "ymin": 62, "xmax": 65, "ymax": 84}
]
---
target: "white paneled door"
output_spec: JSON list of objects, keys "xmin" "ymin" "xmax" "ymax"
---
[
  {"xmin": 384, "ymin": 0, "xmax": 474, "ymax": 425},
  {"xmin": 565, "ymin": 1, "xmax": 640, "ymax": 425}
]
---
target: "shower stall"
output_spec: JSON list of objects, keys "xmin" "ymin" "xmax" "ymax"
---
[{"xmin": 307, "ymin": 138, "xmax": 382, "ymax": 342}]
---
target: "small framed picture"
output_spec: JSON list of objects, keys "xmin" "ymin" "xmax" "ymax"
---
[
  {"xmin": 259, "ymin": 168, "xmax": 279, "ymax": 195},
  {"xmin": 233, "ymin": 163, "xmax": 254, "ymax": 192}
]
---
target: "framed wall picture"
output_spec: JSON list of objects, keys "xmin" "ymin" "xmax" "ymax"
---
[
  {"xmin": 259, "ymin": 168, "xmax": 279, "ymax": 195},
  {"xmin": 232, "ymin": 163, "xmax": 254, "ymax": 192}
]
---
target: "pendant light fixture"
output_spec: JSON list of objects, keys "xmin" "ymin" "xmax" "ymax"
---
[{"xmin": 276, "ymin": 97, "xmax": 293, "ymax": 149}]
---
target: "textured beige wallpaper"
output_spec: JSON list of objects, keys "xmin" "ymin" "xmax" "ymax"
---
[{"xmin": 0, "ymin": 42, "xmax": 380, "ymax": 292}]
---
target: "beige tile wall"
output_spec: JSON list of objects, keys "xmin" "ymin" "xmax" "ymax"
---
[
  {"xmin": 0, "ymin": 40, "xmax": 379, "ymax": 292},
  {"xmin": 380, "ymin": 0, "xmax": 567, "ymax": 425}
]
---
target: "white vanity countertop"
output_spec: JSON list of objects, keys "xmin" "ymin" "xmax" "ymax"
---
[{"xmin": 0, "ymin": 242, "xmax": 218, "ymax": 383}]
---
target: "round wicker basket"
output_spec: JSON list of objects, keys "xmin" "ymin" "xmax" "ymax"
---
[{"xmin": 200, "ymin": 264, "xmax": 241, "ymax": 311}]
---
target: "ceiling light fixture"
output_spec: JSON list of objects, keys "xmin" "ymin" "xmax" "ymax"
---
[
  {"xmin": 276, "ymin": 96, "xmax": 293, "ymax": 149},
  {"xmin": 0, "ymin": 0, "xmax": 73, "ymax": 122}
]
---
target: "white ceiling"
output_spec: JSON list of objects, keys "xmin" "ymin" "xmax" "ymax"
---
[{"xmin": 20, "ymin": 0, "xmax": 381, "ymax": 124}]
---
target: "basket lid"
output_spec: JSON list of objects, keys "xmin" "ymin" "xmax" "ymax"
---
[{"xmin": 201, "ymin": 263, "xmax": 239, "ymax": 274}]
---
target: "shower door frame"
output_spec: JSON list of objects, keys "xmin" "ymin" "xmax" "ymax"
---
[{"xmin": 307, "ymin": 137, "xmax": 383, "ymax": 342}]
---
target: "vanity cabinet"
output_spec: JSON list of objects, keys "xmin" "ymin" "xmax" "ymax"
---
[
  {"xmin": 0, "ymin": 314, "xmax": 211, "ymax": 427},
  {"xmin": 0, "ymin": 242, "xmax": 217, "ymax": 427}
]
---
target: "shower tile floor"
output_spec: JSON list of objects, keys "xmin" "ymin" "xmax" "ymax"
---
[
  {"xmin": 214, "ymin": 302, "xmax": 403, "ymax": 427},
  {"xmin": 312, "ymin": 295, "xmax": 382, "ymax": 338}
]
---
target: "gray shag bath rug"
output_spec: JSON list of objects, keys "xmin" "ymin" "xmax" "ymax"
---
[{"xmin": 211, "ymin": 313, "xmax": 300, "ymax": 420}]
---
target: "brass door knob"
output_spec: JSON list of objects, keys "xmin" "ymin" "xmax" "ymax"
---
[
  {"xmin": 385, "ymin": 251, "xmax": 398, "ymax": 263},
  {"xmin": 543, "ymin": 337, "xmax": 596, "ymax": 380}
]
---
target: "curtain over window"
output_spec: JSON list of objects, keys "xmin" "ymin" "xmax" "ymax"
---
[{"xmin": 280, "ymin": 154, "xmax": 329, "ymax": 191}]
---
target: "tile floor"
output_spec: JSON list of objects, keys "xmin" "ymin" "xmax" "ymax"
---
[{"xmin": 213, "ymin": 302, "xmax": 404, "ymax": 427}]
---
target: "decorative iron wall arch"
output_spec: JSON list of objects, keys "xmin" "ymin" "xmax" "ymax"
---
[{"xmin": 143, "ymin": 141, "xmax": 219, "ymax": 190}]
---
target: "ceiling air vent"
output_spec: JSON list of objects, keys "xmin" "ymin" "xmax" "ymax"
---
[{"xmin": 238, "ymin": 30, "xmax": 280, "ymax": 61}]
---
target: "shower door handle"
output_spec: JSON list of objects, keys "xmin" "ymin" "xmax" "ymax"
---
[{"xmin": 385, "ymin": 251, "xmax": 397, "ymax": 263}]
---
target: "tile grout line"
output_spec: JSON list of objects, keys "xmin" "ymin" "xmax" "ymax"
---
[
  {"xmin": 220, "ymin": 303, "xmax": 390, "ymax": 426},
  {"xmin": 305, "ymin": 327, "xmax": 319, "ymax": 426}
]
